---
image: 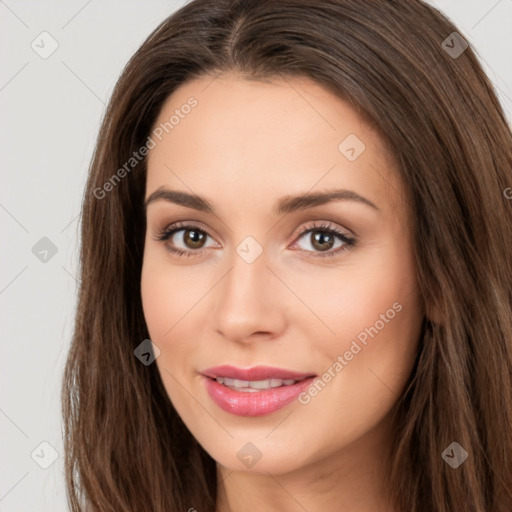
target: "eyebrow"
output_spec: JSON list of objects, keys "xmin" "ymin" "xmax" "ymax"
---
[{"xmin": 144, "ymin": 187, "xmax": 379, "ymax": 215}]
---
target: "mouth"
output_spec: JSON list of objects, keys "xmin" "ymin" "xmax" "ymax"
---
[{"xmin": 200, "ymin": 365, "xmax": 317, "ymax": 416}]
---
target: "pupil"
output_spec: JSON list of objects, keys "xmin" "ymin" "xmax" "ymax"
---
[
  {"xmin": 312, "ymin": 231, "xmax": 333, "ymax": 251},
  {"xmin": 186, "ymin": 230, "xmax": 205, "ymax": 248}
]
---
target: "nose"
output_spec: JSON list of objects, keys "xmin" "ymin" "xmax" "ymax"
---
[{"xmin": 213, "ymin": 249, "xmax": 287, "ymax": 344}]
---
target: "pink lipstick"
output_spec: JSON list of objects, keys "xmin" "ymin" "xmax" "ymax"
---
[{"xmin": 201, "ymin": 365, "xmax": 316, "ymax": 417}]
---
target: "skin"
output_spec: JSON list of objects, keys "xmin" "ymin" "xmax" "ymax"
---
[{"xmin": 141, "ymin": 71, "xmax": 424, "ymax": 512}]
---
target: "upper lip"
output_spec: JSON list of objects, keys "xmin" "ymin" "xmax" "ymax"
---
[{"xmin": 201, "ymin": 365, "xmax": 316, "ymax": 381}]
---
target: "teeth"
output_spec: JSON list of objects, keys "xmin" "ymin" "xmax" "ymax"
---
[
  {"xmin": 250, "ymin": 379, "xmax": 272, "ymax": 389},
  {"xmin": 215, "ymin": 377, "xmax": 300, "ymax": 390}
]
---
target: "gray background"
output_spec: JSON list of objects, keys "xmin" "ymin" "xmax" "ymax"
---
[{"xmin": 1, "ymin": 1, "xmax": 511, "ymax": 510}]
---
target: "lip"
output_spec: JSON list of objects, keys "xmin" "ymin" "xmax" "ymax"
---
[
  {"xmin": 201, "ymin": 365, "xmax": 315, "ymax": 381},
  {"xmin": 200, "ymin": 365, "xmax": 317, "ymax": 417}
]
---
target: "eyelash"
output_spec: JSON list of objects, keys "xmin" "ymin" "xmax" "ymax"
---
[{"xmin": 153, "ymin": 221, "xmax": 356, "ymax": 259}]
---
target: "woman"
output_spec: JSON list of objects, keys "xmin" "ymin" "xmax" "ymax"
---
[{"xmin": 62, "ymin": 0, "xmax": 512, "ymax": 510}]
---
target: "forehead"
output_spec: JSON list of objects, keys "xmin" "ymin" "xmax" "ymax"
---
[{"xmin": 145, "ymin": 72, "xmax": 403, "ymax": 217}]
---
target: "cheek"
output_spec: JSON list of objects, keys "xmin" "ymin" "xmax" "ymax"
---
[
  {"xmin": 141, "ymin": 263, "xmax": 170, "ymax": 339},
  {"xmin": 140, "ymin": 245, "xmax": 215, "ymax": 381},
  {"xmin": 295, "ymin": 238, "xmax": 422, "ymax": 391},
  {"xmin": 309, "ymin": 242, "xmax": 421, "ymax": 401},
  {"xmin": 140, "ymin": 248, "xmax": 187, "ymax": 347},
  {"xmin": 140, "ymin": 252, "xmax": 195, "ymax": 399},
  {"xmin": 334, "ymin": 268, "xmax": 414, "ymax": 348},
  {"xmin": 293, "ymin": 269, "xmax": 422, "ymax": 449},
  {"xmin": 291, "ymin": 250, "xmax": 418, "ymax": 349},
  {"xmin": 140, "ymin": 242, "xmax": 200, "ymax": 339}
]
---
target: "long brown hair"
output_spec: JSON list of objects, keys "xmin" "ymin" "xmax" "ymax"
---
[{"xmin": 62, "ymin": 1, "xmax": 512, "ymax": 510}]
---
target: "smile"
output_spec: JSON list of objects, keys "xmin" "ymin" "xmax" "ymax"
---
[{"xmin": 200, "ymin": 365, "xmax": 317, "ymax": 416}]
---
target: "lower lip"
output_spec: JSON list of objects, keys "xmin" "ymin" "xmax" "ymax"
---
[{"xmin": 202, "ymin": 376, "xmax": 316, "ymax": 417}]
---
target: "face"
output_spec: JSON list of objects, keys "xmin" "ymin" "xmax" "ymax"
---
[{"xmin": 141, "ymin": 72, "xmax": 423, "ymax": 475}]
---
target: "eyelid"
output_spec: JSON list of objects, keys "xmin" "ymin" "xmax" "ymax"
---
[{"xmin": 293, "ymin": 220, "xmax": 352, "ymax": 240}]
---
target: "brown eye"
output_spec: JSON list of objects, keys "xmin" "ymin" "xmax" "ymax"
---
[
  {"xmin": 155, "ymin": 223, "xmax": 216, "ymax": 258},
  {"xmin": 181, "ymin": 228, "xmax": 207, "ymax": 249},
  {"xmin": 310, "ymin": 231, "xmax": 336, "ymax": 252},
  {"xmin": 292, "ymin": 222, "xmax": 356, "ymax": 258}
]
